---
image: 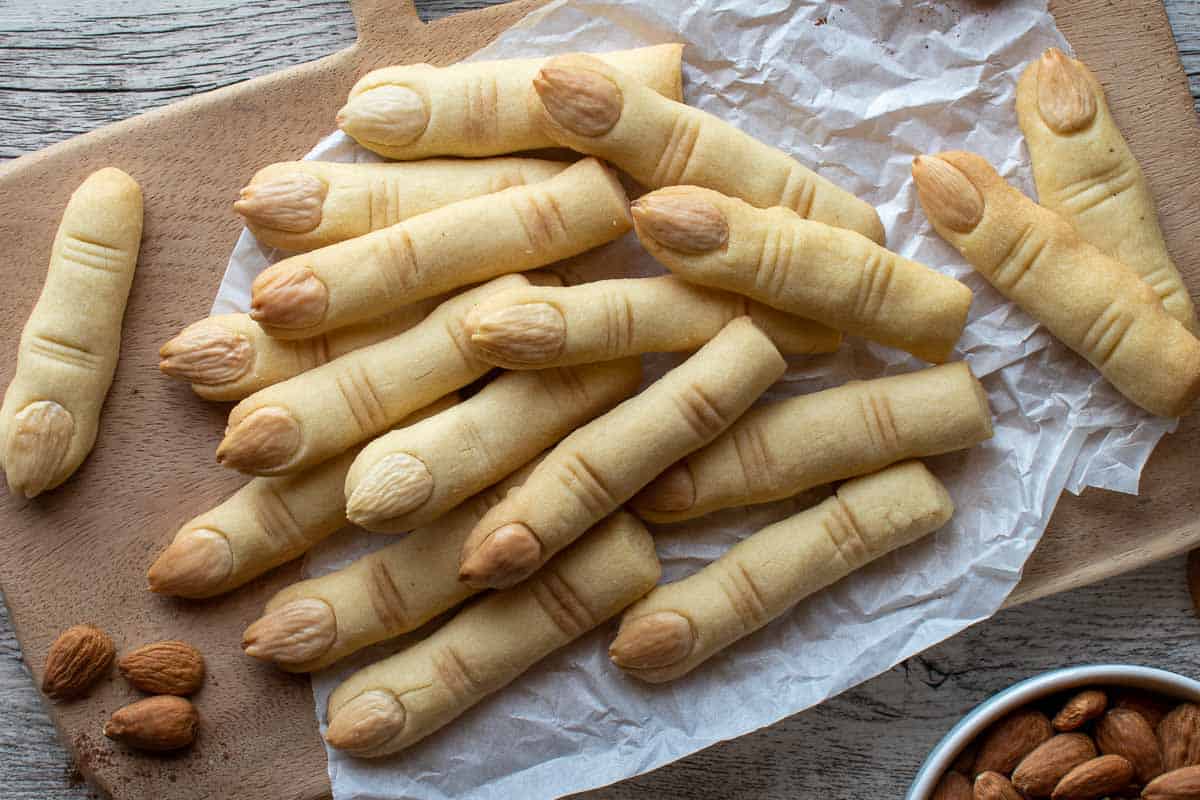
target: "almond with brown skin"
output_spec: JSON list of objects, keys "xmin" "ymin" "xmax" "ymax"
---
[
  {"xmin": 1159, "ymin": 704, "xmax": 1200, "ymax": 772},
  {"xmin": 41, "ymin": 624, "xmax": 115, "ymax": 700},
  {"xmin": 1014, "ymin": 733, "xmax": 1098, "ymax": 798},
  {"xmin": 933, "ymin": 771, "xmax": 972, "ymax": 800},
  {"xmin": 1051, "ymin": 754, "xmax": 1134, "ymax": 800},
  {"xmin": 103, "ymin": 695, "xmax": 198, "ymax": 751},
  {"xmin": 974, "ymin": 709, "xmax": 1055, "ymax": 776},
  {"xmin": 118, "ymin": 640, "xmax": 205, "ymax": 696},
  {"xmin": 1054, "ymin": 689, "xmax": 1108, "ymax": 732},
  {"xmin": 1142, "ymin": 765, "xmax": 1200, "ymax": 799},
  {"xmin": 974, "ymin": 771, "xmax": 1023, "ymax": 800},
  {"xmin": 1115, "ymin": 691, "xmax": 1173, "ymax": 729},
  {"xmin": 1097, "ymin": 708, "xmax": 1165, "ymax": 784}
]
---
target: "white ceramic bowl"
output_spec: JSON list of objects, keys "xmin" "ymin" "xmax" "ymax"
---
[{"xmin": 906, "ymin": 664, "xmax": 1200, "ymax": 799}]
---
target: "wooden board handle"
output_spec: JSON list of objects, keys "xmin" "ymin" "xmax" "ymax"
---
[{"xmin": 351, "ymin": 0, "xmax": 424, "ymax": 50}]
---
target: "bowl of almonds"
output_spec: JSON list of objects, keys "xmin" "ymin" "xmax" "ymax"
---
[{"xmin": 907, "ymin": 665, "xmax": 1200, "ymax": 800}]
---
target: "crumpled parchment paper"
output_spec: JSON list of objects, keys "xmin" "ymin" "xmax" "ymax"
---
[{"xmin": 213, "ymin": 1, "xmax": 1177, "ymax": 797}]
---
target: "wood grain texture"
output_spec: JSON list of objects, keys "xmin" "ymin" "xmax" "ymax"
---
[{"xmin": 0, "ymin": 1, "xmax": 1197, "ymax": 799}]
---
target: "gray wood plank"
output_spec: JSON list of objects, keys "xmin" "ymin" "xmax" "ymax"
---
[{"xmin": 0, "ymin": 1, "xmax": 1198, "ymax": 798}]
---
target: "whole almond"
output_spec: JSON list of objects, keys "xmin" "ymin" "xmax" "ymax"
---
[
  {"xmin": 103, "ymin": 695, "xmax": 198, "ymax": 751},
  {"xmin": 1054, "ymin": 689, "xmax": 1108, "ymax": 731},
  {"xmin": 1096, "ymin": 708, "xmax": 1165, "ymax": 784},
  {"xmin": 1013, "ymin": 733, "xmax": 1098, "ymax": 798},
  {"xmin": 974, "ymin": 771, "xmax": 1022, "ymax": 800},
  {"xmin": 974, "ymin": 709, "xmax": 1055, "ymax": 776},
  {"xmin": 952, "ymin": 742, "xmax": 980, "ymax": 776},
  {"xmin": 41, "ymin": 624, "xmax": 115, "ymax": 700},
  {"xmin": 1142, "ymin": 765, "xmax": 1200, "ymax": 799},
  {"xmin": 1051, "ymin": 754, "xmax": 1134, "ymax": 800},
  {"xmin": 1160, "ymin": 704, "xmax": 1200, "ymax": 772},
  {"xmin": 118, "ymin": 640, "xmax": 205, "ymax": 696},
  {"xmin": 1115, "ymin": 691, "xmax": 1173, "ymax": 729},
  {"xmin": 933, "ymin": 771, "xmax": 972, "ymax": 800}
]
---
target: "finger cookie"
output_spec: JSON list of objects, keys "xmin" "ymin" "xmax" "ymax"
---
[
  {"xmin": 324, "ymin": 511, "xmax": 660, "ymax": 757},
  {"xmin": 463, "ymin": 275, "xmax": 842, "ymax": 369},
  {"xmin": 458, "ymin": 317, "xmax": 786, "ymax": 590},
  {"xmin": 235, "ymin": 158, "xmax": 567, "ymax": 252},
  {"xmin": 612, "ymin": 461, "xmax": 953, "ymax": 682},
  {"xmin": 632, "ymin": 186, "xmax": 973, "ymax": 363},
  {"xmin": 338, "ymin": 44, "xmax": 683, "ymax": 160},
  {"xmin": 160, "ymin": 299, "xmax": 440, "ymax": 402},
  {"xmin": 345, "ymin": 359, "xmax": 642, "ymax": 532},
  {"xmin": 217, "ymin": 275, "xmax": 522, "ymax": 476},
  {"xmin": 147, "ymin": 396, "xmax": 458, "ymax": 599},
  {"xmin": 634, "ymin": 362, "xmax": 992, "ymax": 522},
  {"xmin": 532, "ymin": 53, "xmax": 884, "ymax": 243},
  {"xmin": 249, "ymin": 158, "xmax": 631, "ymax": 339},
  {"xmin": 1, "ymin": 168, "xmax": 142, "ymax": 497},
  {"xmin": 1016, "ymin": 49, "xmax": 1195, "ymax": 330},
  {"xmin": 912, "ymin": 151, "xmax": 1200, "ymax": 417},
  {"xmin": 242, "ymin": 457, "xmax": 541, "ymax": 672}
]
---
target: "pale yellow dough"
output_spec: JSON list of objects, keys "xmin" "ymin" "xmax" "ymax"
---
[
  {"xmin": 217, "ymin": 275, "xmax": 525, "ymax": 476},
  {"xmin": 1016, "ymin": 49, "xmax": 1195, "ymax": 330},
  {"xmin": 339, "ymin": 45, "xmax": 683, "ymax": 160},
  {"xmin": 324, "ymin": 511, "xmax": 660, "ymax": 758},
  {"xmin": 532, "ymin": 53, "xmax": 884, "ymax": 243},
  {"xmin": 147, "ymin": 396, "xmax": 458, "ymax": 600},
  {"xmin": 235, "ymin": 158, "xmax": 567, "ymax": 252},
  {"xmin": 0, "ymin": 168, "xmax": 142, "ymax": 498},
  {"xmin": 249, "ymin": 458, "xmax": 542, "ymax": 673},
  {"xmin": 249, "ymin": 158, "xmax": 632, "ymax": 339},
  {"xmin": 463, "ymin": 275, "xmax": 842, "ymax": 369},
  {"xmin": 913, "ymin": 151, "xmax": 1200, "ymax": 418},
  {"xmin": 159, "ymin": 300, "xmax": 439, "ymax": 402},
  {"xmin": 632, "ymin": 186, "xmax": 973, "ymax": 363},
  {"xmin": 345, "ymin": 359, "xmax": 642, "ymax": 532},
  {"xmin": 458, "ymin": 317, "xmax": 786, "ymax": 590},
  {"xmin": 611, "ymin": 461, "xmax": 954, "ymax": 683},
  {"xmin": 634, "ymin": 362, "xmax": 993, "ymax": 522}
]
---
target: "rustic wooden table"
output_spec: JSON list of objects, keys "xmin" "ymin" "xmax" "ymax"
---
[{"xmin": 1, "ymin": 2, "xmax": 1198, "ymax": 798}]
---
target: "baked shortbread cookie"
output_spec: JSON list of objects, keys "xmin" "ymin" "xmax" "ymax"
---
[
  {"xmin": 913, "ymin": 151, "xmax": 1200, "ymax": 418},
  {"xmin": 234, "ymin": 158, "xmax": 567, "ymax": 252},
  {"xmin": 1017, "ymin": 48, "xmax": 1195, "ymax": 330},
  {"xmin": 632, "ymin": 186, "xmax": 973, "ymax": 363},
  {"xmin": 1, "ymin": 168, "xmax": 142, "ymax": 498},
  {"xmin": 611, "ymin": 461, "xmax": 953, "ymax": 682},
  {"xmin": 532, "ymin": 53, "xmax": 884, "ymax": 243},
  {"xmin": 338, "ymin": 45, "xmax": 683, "ymax": 160}
]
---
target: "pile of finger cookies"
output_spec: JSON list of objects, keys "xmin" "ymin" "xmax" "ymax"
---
[{"xmin": 2, "ymin": 40, "xmax": 1196, "ymax": 764}]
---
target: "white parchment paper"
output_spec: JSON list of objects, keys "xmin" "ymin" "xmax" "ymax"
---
[{"xmin": 214, "ymin": 1, "xmax": 1178, "ymax": 797}]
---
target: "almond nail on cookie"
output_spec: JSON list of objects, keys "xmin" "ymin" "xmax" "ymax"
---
[
  {"xmin": 234, "ymin": 157, "xmax": 568, "ymax": 252},
  {"xmin": 457, "ymin": 317, "xmax": 787, "ymax": 590},
  {"xmin": 148, "ymin": 396, "xmax": 458, "ymax": 599},
  {"xmin": 217, "ymin": 275, "xmax": 525, "ymax": 476},
  {"xmin": 463, "ymin": 275, "xmax": 842, "ymax": 369},
  {"xmin": 338, "ymin": 45, "xmax": 683, "ymax": 160},
  {"xmin": 345, "ymin": 359, "xmax": 641, "ymax": 533},
  {"xmin": 1016, "ymin": 48, "xmax": 1195, "ymax": 331},
  {"xmin": 632, "ymin": 186, "xmax": 973, "ymax": 364},
  {"xmin": 159, "ymin": 299, "xmax": 440, "ymax": 402},
  {"xmin": 633, "ymin": 362, "xmax": 992, "ymax": 522},
  {"xmin": 612, "ymin": 461, "xmax": 954, "ymax": 683},
  {"xmin": 243, "ymin": 457, "xmax": 542, "ymax": 672},
  {"xmin": 248, "ymin": 158, "xmax": 632, "ymax": 339},
  {"xmin": 0, "ymin": 168, "xmax": 142, "ymax": 498},
  {"xmin": 531, "ymin": 53, "xmax": 885, "ymax": 244},
  {"xmin": 324, "ymin": 511, "xmax": 660, "ymax": 758},
  {"xmin": 912, "ymin": 151, "xmax": 1200, "ymax": 417}
]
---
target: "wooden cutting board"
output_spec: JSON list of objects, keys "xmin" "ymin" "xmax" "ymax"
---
[{"xmin": 0, "ymin": 1, "xmax": 1195, "ymax": 798}]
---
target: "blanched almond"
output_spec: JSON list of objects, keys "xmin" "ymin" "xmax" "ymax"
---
[
  {"xmin": 5, "ymin": 400, "xmax": 74, "ymax": 498},
  {"xmin": 631, "ymin": 188, "xmax": 730, "ymax": 254},
  {"xmin": 534, "ymin": 65, "xmax": 624, "ymax": 137},
  {"xmin": 234, "ymin": 172, "xmax": 327, "ymax": 233},
  {"xmin": 912, "ymin": 155, "xmax": 984, "ymax": 234},
  {"xmin": 1035, "ymin": 48, "xmax": 1097, "ymax": 134}
]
